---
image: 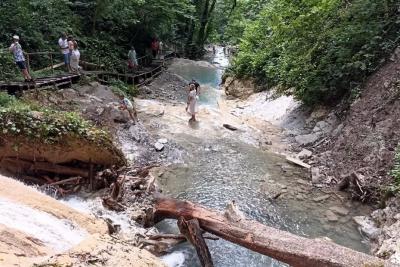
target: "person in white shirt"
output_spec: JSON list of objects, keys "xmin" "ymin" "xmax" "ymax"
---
[
  {"xmin": 9, "ymin": 35, "xmax": 33, "ymax": 82},
  {"xmin": 70, "ymin": 41, "xmax": 80, "ymax": 73},
  {"xmin": 58, "ymin": 32, "xmax": 70, "ymax": 71}
]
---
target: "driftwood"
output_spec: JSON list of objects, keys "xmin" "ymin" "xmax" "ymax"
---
[
  {"xmin": 152, "ymin": 197, "xmax": 389, "ymax": 267},
  {"xmin": 286, "ymin": 156, "xmax": 311, "ymax": 169},
  {"xmin": 177, "ymin": 217, "xmax": 214, "ymax": 267}
]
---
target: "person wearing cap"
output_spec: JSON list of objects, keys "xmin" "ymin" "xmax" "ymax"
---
[
  {"xmin": 9, "ymin": 35, "xmax": 33, "ymax": 82},
  {"xmin": 58, "ymin": 32, "xmax": 70, "ymax": 72}
]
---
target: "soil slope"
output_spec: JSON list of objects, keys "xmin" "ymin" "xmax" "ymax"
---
[{"xmin": 317, "ymin": 49, "xmax": 400, "ymax": 200}]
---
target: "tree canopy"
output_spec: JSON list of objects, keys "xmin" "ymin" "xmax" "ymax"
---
[{"xmin": 224, "ymin": 0, "xmax": 400, "ymax": 105}]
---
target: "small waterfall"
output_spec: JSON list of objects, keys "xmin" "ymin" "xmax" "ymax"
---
[{"xmin": 0, "ymin": 197, "xmax": 88, "ymax": 252}]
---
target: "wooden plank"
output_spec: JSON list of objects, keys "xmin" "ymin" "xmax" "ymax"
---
[{"xmin": 286, "ymin": 156, "xmax": 311, "ymax": 169}]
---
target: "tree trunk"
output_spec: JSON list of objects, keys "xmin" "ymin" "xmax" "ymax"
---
[
  {"xmin": 178, "ymin": 217, "xmax": 214, "ymax": 267},
  {"xmin": 153, "ymin": 197, "xmax": 390, "ymax": 267}
]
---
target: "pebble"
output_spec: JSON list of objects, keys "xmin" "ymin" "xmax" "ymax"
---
[
  {"xmin": 158, "ymin": 138, "xmax": 168, "ymax": 144},
  {"xmin": 154, "ymin": 142, "xmax": 164, "ymax": 151},
  {"xmin": 329, "ymin": 206, "xmax": 350, "ymax": 216},
  {"xmin": 325, "ymin": 210, "xmax": 339, "ymax": 222}
]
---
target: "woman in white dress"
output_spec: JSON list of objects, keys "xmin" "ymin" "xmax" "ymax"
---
[
  {"xmin": 186, "ymin": 84, "xmax": 198, "ymax": 122},
  {"xmin": 70, "ymin": 41, "xmax": 80, "ymax": 73}
]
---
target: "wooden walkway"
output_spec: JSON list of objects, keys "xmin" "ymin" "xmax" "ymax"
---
[
  {"xmin": 0, "ymin": 51, "xmax": 176, "ymax": 94},
  {"xmin": 0, "ymin": 74, "xmax": 81, "ymax": 94}
]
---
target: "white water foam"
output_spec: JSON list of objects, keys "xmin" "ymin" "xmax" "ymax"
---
[
  {"xmin": 0, "ymin": 197, "xmax": 88, "ymax": 252},
  {"xmin": 161, "ymin": 251, "xmax": 186, "ymax": 267}
]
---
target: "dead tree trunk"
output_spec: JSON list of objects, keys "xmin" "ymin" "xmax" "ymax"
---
[
  {"xmin": 153, "ymin": 197, "xmax": 390, "ymax": 267},
  {"xmin": 178, "ymin": 217, "xmax": 214, "ymax": 267}
]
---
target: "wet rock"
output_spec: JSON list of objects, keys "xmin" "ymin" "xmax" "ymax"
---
[
  {"xmin": 297, "ymin": 149, "xmax": 312, "ymax": 160},
  {"xmin": 329, "ymin": 206, "xmax": 349, "ymax": 216},
  {"xmin": 313, "ymin": 120, "xmax": 332, "ymax": 134},
  {"xmin": 311, "ymin": 167, "xmax": 324, "ymax": 184},
  {"xmin": 331, "ymin": 123, "xmax": 345, "ymax": 138},
  {"xmin": 223, "ymin": 124, "xmax": 238, "ymax": 131},
  {"xmin": 158, "ymin": 138, "xmax": 168, "ymax": 144},
  {"xmin": 353, "ymin": 216, "xmax": 381, "ymax": 240},
  {"xmin": 154, "ymin": 142, "xmax": 165, "ymax": 152},
  {"xmin": 60, "ymin": 88, "xmax": 78, "ymax": 99},
  {"xmin": 325, "ymin": 210, "xmax": 339, "ymax": 222},
  {"xmin": 296, "ymin": 179, "xmax": 310, "ymax": 186},
  {"xmin": 110, "ymin": 106, "xmax": 129, "ymax": 123},
  {"xmin": 313, "ymin": 195, "xmax": 330, "ymax": 202},
  {"xmin": 295, "ymin": 133, "xmax": 321, "ymax": 146}
]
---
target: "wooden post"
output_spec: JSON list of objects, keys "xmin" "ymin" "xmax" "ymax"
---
[
  {"xmin": 89, "ymin": 159, "xmax": 94, "ymax": 191},
  {"xmin": 26, "ymin": 53, "xmax": 31, "ymax": 73},
  {"xmin": 178, "ymin": 217, "xmax": 214, "ymax": 267},
  {"xmin": 49, "ymin": 53, "xmax": 54, "ymax": 74}
]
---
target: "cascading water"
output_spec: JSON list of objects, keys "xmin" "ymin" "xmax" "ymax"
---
[{"xmin": 0, "ymin": 197, "xmax": 88, "ymax": 252}]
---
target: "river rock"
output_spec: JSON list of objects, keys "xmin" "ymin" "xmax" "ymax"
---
[
  {"xmin": 297, "ymin": 149, "xmax": 312, "ymax": 160},
  {"xmin": 313, "ymin": 120, "xmax": 332, "ymax": 134},
  {"xmin": 353, "ymin": 216, "xmax": 381, "ymax": 240},
  {"xmin": 222, "ymin": 77, "xmax": 256, "ymax": 99},
  {"xmin": 325, "ymin": 210, "xmax": 339, "ymax": 222},
  {"xmin": 223, "ymin": 124, "xmax": 238, "ymax": 131},
  {"xmin": 154, "ymin": 142, "xmax": 164, "ymax": 152},
  {"xmin": 295, "ymin": 133, "xmax": 321, "ymax": 146},
  {"xmin": 311, "ymin": 167, "xmax": 324, "ymax": 184},
  {"xmin": 158, "ymin": 138, "xmax": 168, "ymax": 144},
  {"xmin": 329, "ymin": 206, "xmax": 349, "ymax": 216},
  {"xmin": 313, "ymin": 195, "xmax": 330, "ymax": 202}
]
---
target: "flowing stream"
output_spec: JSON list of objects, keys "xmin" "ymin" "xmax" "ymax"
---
[{"xmin": 155, "ymin": 47, "xmax": 372, "ymax": 267}]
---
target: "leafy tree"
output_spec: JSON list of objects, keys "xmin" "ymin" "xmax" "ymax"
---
[{"xmin": 230, "ymin": 0, "xmax": 400, "ymax": 105}]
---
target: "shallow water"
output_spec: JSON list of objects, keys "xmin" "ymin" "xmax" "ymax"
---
[{"xmin": 155, "ymin": 48, "xmax": 371, "ymax": 267}]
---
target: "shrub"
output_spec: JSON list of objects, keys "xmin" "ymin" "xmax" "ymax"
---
[
  {"xmin": 231, "ymin": 0, "xmax": 400, "ymax": 106},
  {"xmin": 110, "ymin": 79, "xmax": 139, "ymax": 98}
]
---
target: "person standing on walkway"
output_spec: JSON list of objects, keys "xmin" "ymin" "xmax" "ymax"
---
[
  {"xmin": 151, "ymin": 38, "xmax": 159, "ymax": 59},
  {"xmin": 9, "ymin": 35, "xmax": 33, "ymax": 82},
  {"xmin": 186, "ymin": 84, "xmax": 198, "ymax": 122},
  {"xmin": 128, "ymin": 46, "xmax": 138, "ymax": 71},
  {"xmin": 58, "ymin": 32, "xmax": 70, "ymax": 72},
  {"xmin": 69, "ymin": 41, "xmax": 80, "ymax": 73}
]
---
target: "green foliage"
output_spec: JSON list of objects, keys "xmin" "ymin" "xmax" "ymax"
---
[
  {"xmin": 110, "ymin": 79, "xmax": 139, "ymax": 98},
  {"xmin": 0, "ymin": 0, "xmax": 196, "ymax": 72},
  {"xmin": 0, "ymin": 99, "xmax": 110, "ymax": 145},
  {"xmin": 0, "ymin": 92, "xmax": 16, "ymax": 107},
  {"xmin": 0, "ymin": 51, "xmax": 20, "ymax": 81},
  {"xmin": 231, "ymin": 0, "xmax": 400, "ymax": 105}
]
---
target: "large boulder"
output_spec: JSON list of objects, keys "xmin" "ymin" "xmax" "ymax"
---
[{"xmin": 222, "ymin": 77, "xmax": 258, "ymax": 99}]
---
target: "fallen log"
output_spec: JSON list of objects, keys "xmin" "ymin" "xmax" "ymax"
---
[
  {"xmin": 178, "ymin": 217, "xmax": 214, "ymax": 267},
  {"xmin": 153, "ymin": 197, "xmax": 391, "ymax": 267}
]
